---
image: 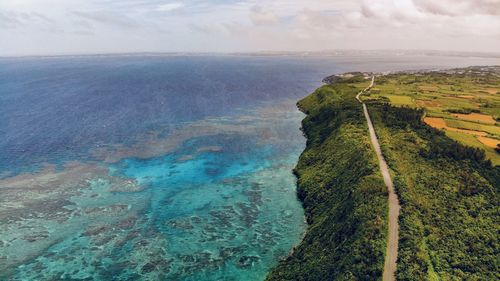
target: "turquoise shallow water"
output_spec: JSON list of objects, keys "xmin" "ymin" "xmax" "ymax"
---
[{"xmin": 1, "ymin": 100, "xmax": 307, "ymax": 281}]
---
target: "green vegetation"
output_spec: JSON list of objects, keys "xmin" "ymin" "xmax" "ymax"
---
[
  {"xmin": 267, "ymin": 67, "xmax": 499, "ymax": 281},
  {"xmin": 442, "ymin": 131, "xmax": 499, "ymax": 162},
  {"xmin": 362, "ymin": 66, "xmax": 500, "ymax": 165},
  {"xmin": 444, "ymin": 108, "xmax": 481, "ymax": 114},
  {"xmin": 266, "ymin": 79, "xmax": 388, "ymax": 280},
  {"xmin": 382, "ymin": 94, "xmax": 415, "ymax": 106},
  {"xmin": 444, "ymin": 119, "xmax": 500, "ymax": 135},
  {"xmin": 368, "ymin": 103, "xmax": 499, "ymax": 280}
]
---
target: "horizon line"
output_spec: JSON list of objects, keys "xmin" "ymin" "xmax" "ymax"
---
[{"xmin": 2, "ymin": 49, "xmax": 500, "ymax": 59}]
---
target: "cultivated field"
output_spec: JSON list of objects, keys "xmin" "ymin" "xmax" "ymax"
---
[{"xmin": 359, "ymin": 66, "xmax": 500, "ymax": 165}]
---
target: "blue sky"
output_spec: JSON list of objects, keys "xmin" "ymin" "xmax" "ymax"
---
[{"xmin": 0, "ymin": 0, "xmax": 499, "ymax": 56}]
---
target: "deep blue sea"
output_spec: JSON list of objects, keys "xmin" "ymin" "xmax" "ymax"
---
[{"xmin": 1, "ymin": 54, "xmax": 499, "ymax": 280}]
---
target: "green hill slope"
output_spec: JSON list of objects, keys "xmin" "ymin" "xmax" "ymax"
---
[
  {"xmin": 266, "ymin": 80, "xmax": 388, "ymax": 281},
  {"xmin": 368, "ymin": 103, "xmax": 499, "ymax": 280},
  {"xmin": 267, "ymin": 69, "xmax": 499, "ymax": 281}
]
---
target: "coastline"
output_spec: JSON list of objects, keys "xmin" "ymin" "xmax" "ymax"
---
[
  {"xmin": 267, "ymin": 77, "xmax": 388, "ymax": 280},
  {"xmin": 267, "ymin": 67, "xmax": 499, "ymax": 280}
]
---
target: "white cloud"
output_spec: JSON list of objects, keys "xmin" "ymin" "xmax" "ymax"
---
[
  {"xmin": 0, "ymin": 0, "xmax": 499, "ymax": 55},
  {"xmin": 412, "ymin": 0, "xmax": 500, "ymax": 16},
  {"xmin": 249, "ymin": 5, "xmax": 279, "ymax": 26},
  {"xmin": 72, "ymin": 11, "xmax": 140, "ymax": 28},
  {"xmin": 156, "ymin": 2, "xmax": 184, "ymax": 12}
]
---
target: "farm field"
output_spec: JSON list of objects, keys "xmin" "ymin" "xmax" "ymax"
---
[
  {"xmin": 361, "ymin": 66, "xmax": 500, "ymax": 165},
  {"xmin": 269, "ymin": 69, "xmax": 499, "ymax": 280}
]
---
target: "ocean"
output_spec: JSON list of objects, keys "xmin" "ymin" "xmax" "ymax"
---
[{"xmin": 1, "ymin": 54, "xmax": 498, "ymax": 280}]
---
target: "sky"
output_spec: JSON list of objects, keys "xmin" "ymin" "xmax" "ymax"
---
[{"xmin": 0, "ymin": 0, "xmax": 499, "ymax": 56}]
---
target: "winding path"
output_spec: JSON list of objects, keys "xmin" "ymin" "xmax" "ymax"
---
[{"xmin": 357, "ymin": 76, "xmax": 400, "ymax": 281}]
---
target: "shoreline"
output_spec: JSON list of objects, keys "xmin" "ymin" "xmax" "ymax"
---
[{"xmin": 267, "ymin": 67, "xmax": 499, "ymax": 280}]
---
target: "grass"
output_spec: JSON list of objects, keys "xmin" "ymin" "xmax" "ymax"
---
[
  {"xmin": 383, "ymin": 95, "xmax": 415, "ymax": 106},
  {"xmin": 444, "ymin": 119, "xmax": 500, "ymax": 135},
  {"xmin": 365, "ymin": 67, "xmax": 500, "ymax": 165},
  {"xmin": 444, "ymin": 131, "xmax": 499, "ymax": 166}
]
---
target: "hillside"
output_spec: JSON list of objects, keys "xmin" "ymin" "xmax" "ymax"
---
[
  {"xmin": 266, "ymin": 77, "xmax": 389, "ymax": 280},
  {"xmin": 267, "ymin": 68, "xmax": 499, "ymax": 280}
]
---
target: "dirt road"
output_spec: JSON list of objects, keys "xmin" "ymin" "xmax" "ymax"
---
[{"xmin": 357, "ymin": 76, "xmax": 400, "ymax": 281}]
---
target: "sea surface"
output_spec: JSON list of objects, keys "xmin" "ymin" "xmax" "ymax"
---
[{"xmin": 1, "ymin": 54, "xmax": 499, "ymax": 280}]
